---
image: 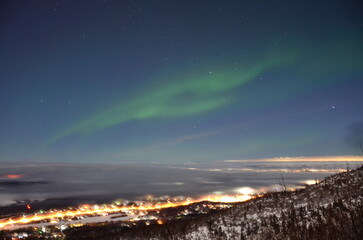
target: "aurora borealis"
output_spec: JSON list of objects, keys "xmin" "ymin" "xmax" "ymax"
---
[
  {"xmin": 52, "ymin": 53, "xmax": 295, "ymax": 142},
  {"xmin": 1, "ymin": 0, "xmax": 363, "ymax": 164}
]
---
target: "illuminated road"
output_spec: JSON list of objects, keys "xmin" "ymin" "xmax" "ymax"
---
[{"xmin": 0, "ymin": 194, "xmax": 252, "ymax": 229}]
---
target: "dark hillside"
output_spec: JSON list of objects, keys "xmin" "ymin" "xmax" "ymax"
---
[{"xmin": 85, "ymin": 166, "xmax": 363, "ymax": 240}]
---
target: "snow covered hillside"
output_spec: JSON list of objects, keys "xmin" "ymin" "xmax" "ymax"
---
[{"xmin": 113, "ymin": 166, "xmax": 363, "ymax": 240}]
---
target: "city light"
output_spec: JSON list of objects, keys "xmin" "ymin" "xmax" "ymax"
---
[{"xmin": 0, "ymin": 194, "xmax": 253, "ymax": 229}]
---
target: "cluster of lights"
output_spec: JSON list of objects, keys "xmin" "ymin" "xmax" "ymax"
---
[{"xmin": 0, "ymin": 194, "xmax": 253, "ymax": 229}]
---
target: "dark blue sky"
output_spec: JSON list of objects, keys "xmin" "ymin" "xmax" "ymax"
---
[{"xmin": 1, "ymin": 0, "xmax": 362, "ymax": 163}]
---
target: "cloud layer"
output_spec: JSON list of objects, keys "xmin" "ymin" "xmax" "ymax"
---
[{"xmin": 0, "ymin": 157, "xmax": 359, "ymax": 206}]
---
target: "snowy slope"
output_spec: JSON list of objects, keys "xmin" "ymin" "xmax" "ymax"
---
[{"xmin": 114, "ymin": 166, "xmax": 363, "ymax": 240}]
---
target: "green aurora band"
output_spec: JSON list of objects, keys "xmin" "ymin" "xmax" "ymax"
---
[{"xmin": 51, "ymin": 54, "xmax": 295, "ymax": 144}]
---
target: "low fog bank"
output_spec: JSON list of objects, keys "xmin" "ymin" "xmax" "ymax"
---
[{"xmin": 0, "ymin": 160, "xmax": 360, "ymax": 207}]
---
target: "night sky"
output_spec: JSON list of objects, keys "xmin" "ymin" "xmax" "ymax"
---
[{"xmin": 1, "ymin": 0, "xmax": 362, "ymax": 164}]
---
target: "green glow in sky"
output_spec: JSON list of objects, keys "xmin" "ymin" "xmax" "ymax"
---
[{"xmin": 51, "ymin": 54, "xmax": 294, "ymax": 143}]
